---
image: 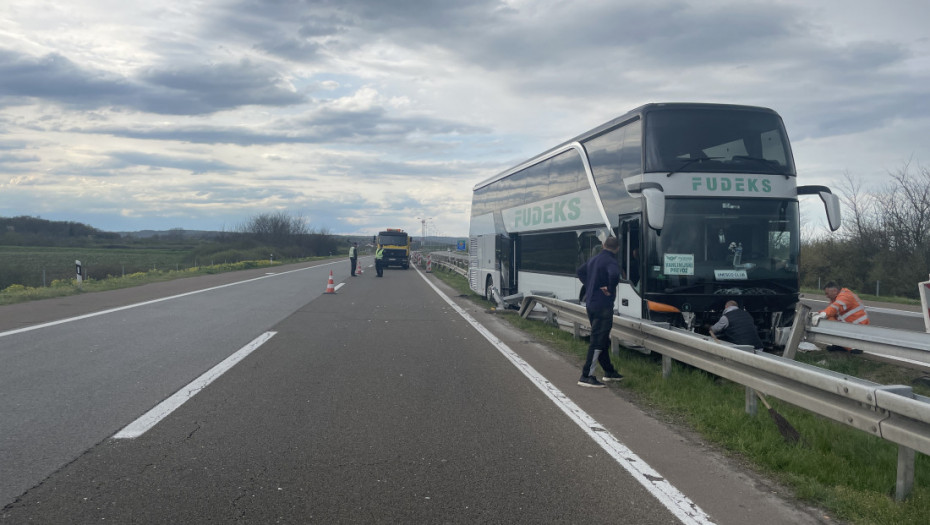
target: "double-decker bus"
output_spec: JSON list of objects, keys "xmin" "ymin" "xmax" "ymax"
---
[
  {"xmin": 468, "ymin": 103, "xmax": 841, "ymax": 347},
  {"xmin": 377, "ymin": 229, "xmax": 411, "ymax": 269}
]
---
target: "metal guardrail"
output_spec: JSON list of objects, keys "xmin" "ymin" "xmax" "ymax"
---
[
  {"xmin": 518, "ymin": 294, "xmax": 930, "ymax": 501},
  {"xmin": 425, "ymin": 252, "xmax": 468, "ymax": 277},
  {"xmin": 780, "ymin": 303, "xmax": 930, "ymax": 371}
]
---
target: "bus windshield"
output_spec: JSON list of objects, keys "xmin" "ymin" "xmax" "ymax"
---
[
  {"xmin": 644, "ymin": 108, "xmax": 795, "ymax": 176},
  {"xmin": 644, "ymin": 198, "xmax": 799, "ymax": 295}
]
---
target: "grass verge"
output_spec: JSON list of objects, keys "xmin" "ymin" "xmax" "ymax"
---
[
  {"xmin": 0, "ymin": 257, "xmax": 331, "ymax": 306},
  {"xmin": 430, "ymin": 266, "xmax": 930, "ymax": 525}
]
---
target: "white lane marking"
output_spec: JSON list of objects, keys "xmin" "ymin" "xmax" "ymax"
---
[
  {"xmin": 804, "ymin": 298, "xmax": 923, "ymax": 318},
  {"xmin": 416, "ymin": 270, "xmax": 714, "ymax": 525},
  {"xmin": 113, "ymin": 331, "xmax": 277, "ymax": 439},
  {"xmin": 334, "ymin": 283, "xmax": 346, "ymax": 292},
  {"xmin": 0, "ymin": 261, "xmax": 342, "ymax": 339}
]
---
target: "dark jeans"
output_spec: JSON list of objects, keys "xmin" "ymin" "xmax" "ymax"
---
[
  {"xmin": 375, "ymin": 259, "xmax": 383, "ymax": 276},
  {"xmin": 582, "ymin": 308, "xmax": 617, "ymax": 378},
  {"xmin": 350, "ymin": 257, "xmax": 357, "ymax": 275}
]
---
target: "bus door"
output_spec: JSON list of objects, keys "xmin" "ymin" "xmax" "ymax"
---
[
  {"xmin": 617, "ymin": 216, "xmax": 643, "ymax": 319},
  {"xmin": 497, "ymin": 234, "xmax": 516, "ymax": 296}
]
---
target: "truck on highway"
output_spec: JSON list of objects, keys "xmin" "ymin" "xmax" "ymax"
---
[{"xmin": 377, "ymin": 229, "xmax": 411, "ymax": 269}]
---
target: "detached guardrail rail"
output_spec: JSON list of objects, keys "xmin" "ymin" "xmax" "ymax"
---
[
  {"xmin": 784, "ymin": 303, "xmax": 930, "ymax": 368},
  {"xmin": 518, "ymin": 294, "xmax": 930, "ymax": 501}
]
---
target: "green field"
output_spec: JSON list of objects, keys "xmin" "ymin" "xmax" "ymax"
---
[{"xmin": 0, "ymin": 245, "xmax": 210, "ymax": 289}]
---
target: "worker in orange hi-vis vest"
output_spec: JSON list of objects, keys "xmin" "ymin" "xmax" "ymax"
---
[{"xmin": 811, "ymin": 281, "xmax": 869, "ymax": 353}]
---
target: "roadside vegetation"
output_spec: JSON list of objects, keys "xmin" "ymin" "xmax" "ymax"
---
[
  {"xmin": 0, "ymin": 213, "xmax": 360, "ymax": 304},
  {"xmin": 801, "ymin": 163, "xmax": 930, "ymax": 300},
  {"xmin": 0, "ymin": 258, "xmax": 330, "ymax": 306},
  {"xmin": 426, "ymin": 263, "xmax": 930, "ymax": 525}
]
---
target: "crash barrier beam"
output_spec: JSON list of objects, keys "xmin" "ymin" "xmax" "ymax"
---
[
  {"xmin": 427, "ymin": 252, "xmax": 469, "ymax": 277},
  {"xmin": 803, "ymin": 317, "xmax": 930, "ymax": 367},
  {"xmin": 519, "ymin": 294, "xmax": 930, "ymax": 500}
]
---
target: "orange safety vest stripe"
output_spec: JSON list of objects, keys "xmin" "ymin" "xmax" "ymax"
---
[{"xmin": 823, "ymin": 288, "xmax": 870, "ymax": 325}]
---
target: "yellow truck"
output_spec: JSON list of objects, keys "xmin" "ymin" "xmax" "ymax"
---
[{"xmin": 377, "ymin": 229, "xmax": 410, "ymax": 269}]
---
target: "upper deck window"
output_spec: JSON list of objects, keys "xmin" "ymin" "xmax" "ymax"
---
[{"xmin": 644, "ymin": 108, "xmax": 796, "ymax": 176}]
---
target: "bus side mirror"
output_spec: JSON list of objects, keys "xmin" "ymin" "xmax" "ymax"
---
[
  {"xmin": 627, "ymin": 182, "xmax": 666, "ymax": 231},
  {"xmin": 642, "ymin": 188, "xmax": 665, "ymax": 231},
  {"xmin": 798, "ymin": 185, "xmax": 842, "ymax": 232}
]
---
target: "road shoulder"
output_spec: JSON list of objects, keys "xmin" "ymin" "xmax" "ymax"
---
[{"xmin": 427, "ymin": 273, "xmax": 833, "ymax": 525}]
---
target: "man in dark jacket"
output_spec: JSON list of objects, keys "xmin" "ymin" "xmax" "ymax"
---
[
  {"xmin": 575, "ymin": 236, "xmax": 624, "ymax": 388},
  {"xmin": 709, "ymin": 300, "xmax": 764, "ymax": 352}
]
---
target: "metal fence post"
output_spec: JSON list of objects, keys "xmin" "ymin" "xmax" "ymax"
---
[
  {"xmin": 897, "ymin": 445, "xmax": 915, "ymax": 501},
  {"xmin": 662, "ymin": 355, "xmax": 672, "ymax": 378},
  {"xmin": 745, "ymin": 387, "xmax": 758, "ymax": 416}
]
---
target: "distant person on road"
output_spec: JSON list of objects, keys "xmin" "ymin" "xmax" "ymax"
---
[
  {"xmin": 709, "ymin": 300, "xmax": 764, "ymax": 352},
  {"xmin": 349, "ymin": 242, "xmax": 358, "ymax": 276},
  {"xmin": 813, "ymin": 281, "xmax": 869, "ymax": 353},
  {"xmin": 575, "ymin": 236, "xmax": 624, "ymax": 388},
  {"xmin": 375, "ymin": 244, "xmax": 384, "ymax": 277}
]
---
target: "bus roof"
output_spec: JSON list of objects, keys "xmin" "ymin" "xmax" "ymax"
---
[{"xmin": 472, "ymin": 102, "xmax": 781, "ymax": 191}]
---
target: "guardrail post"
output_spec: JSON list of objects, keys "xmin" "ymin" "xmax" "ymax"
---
[
  {"xmin": 897, "ymin": 446, "xmax": 915, "ymax": 501},
  {"xmin": 610, "ymin": 336, "xmax": 619, "ymax": 357},
  {"xmin": 662, "ymin": 355, "xmax": 672, "ymax": 378},
  {"xmin": 745, "ymin": 387, "xmax": 759, "ymax": 416},
  {"xmin": 919, "ymin": 277, "xmax": 930, "ymax": 333},
  {"xmin": 782, "ymin": 303, "xmax": 811, "ymax": 360},
  {"xmin": 573, "ymin": 322, "xmax": 581, "ymax": 339}
]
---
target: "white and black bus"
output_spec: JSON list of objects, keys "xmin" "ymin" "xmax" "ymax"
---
[{"xmin": 468, "ymin": 102, "xmax": 841, "ymax": 347}]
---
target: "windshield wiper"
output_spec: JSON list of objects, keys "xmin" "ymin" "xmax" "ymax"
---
[
  {"xmin": 730, "ymin": 156, "xmax": 789, "ymax": 177},
  {"xmin": 666, "ymin": 157, "xmax": 723, "ymax": 177},
  {"xmin": 662, "ymin": 283, "xmax": 707, "ymax": 294},
  {"xmin": 715, "ymin": 280, "xmax": 796, "ymax": 294}
]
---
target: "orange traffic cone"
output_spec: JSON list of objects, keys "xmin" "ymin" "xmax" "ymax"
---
[
  {"xmin": 357, "ymin": 261, "xmax": 363, "ymax": 275},
  {"xmin": 324, "ymin": 271, "xmax": 336, "ymax": 294}
]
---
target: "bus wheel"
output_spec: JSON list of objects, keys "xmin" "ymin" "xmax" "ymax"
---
[{"xmin": 485, "ymin": 277, "xmax": 494, "ymax": 302}]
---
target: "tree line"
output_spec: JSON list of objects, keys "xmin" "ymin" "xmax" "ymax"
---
[
  {"xmin": 801, "ymin": 162, "xmax": 930, "ymax": 299},
  {"xmin": 0, "ymin": 212, "xmax": 342, "ymax": 290},
  {"xmin": 0, "ymin": 216, "xmax": 120, "ymax": 245}
]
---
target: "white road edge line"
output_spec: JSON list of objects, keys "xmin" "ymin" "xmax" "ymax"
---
[
  {"xmin": 113, "ymin": 331, "xmax": 277, "ymax": 439},
  {"xmin": 0, "ymin": 261, "xmax": 342, "ymax": 339},
  {"xmin": 416, "ymin": 269, "xmax": 715, "ymax": 525}
]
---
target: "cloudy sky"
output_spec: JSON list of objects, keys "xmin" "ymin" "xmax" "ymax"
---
[{"xmin": 1, "ymin": 0, "xmax": 928, "ymax": 237}]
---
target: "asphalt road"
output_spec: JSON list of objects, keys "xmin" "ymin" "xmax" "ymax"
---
[{"xmin": 1, "ymin": 261, "xmax": 848, "ymax": 523}]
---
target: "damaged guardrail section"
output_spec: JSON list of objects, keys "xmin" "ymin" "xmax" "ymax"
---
[
  {"xmin": 423, "ymin": 252, "xmax": 468, "ymax": 277},
  {"xmin": 518, "ymin": 294, "xmax": 930, "ymax": 501}
]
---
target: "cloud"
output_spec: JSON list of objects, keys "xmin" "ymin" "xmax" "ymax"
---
[
  {"xmin": 1, "ymin": 0, "xmax": 929, "ymax": 236},
  {"xmin": 65, "ymin": 86, "xmax": 489, "ymax": 152},
  {"xmin": 0, "ymin": 48, "xmax": 306, "ymax": 115},
  {"xmin": 104, "ymin": 151, "xmax": 241, "ymax": 174}
]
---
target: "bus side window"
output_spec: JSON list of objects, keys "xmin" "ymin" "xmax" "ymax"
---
[{"xmin": 576, "ymin": 231, "xmax": 602, "ymax": 268}]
